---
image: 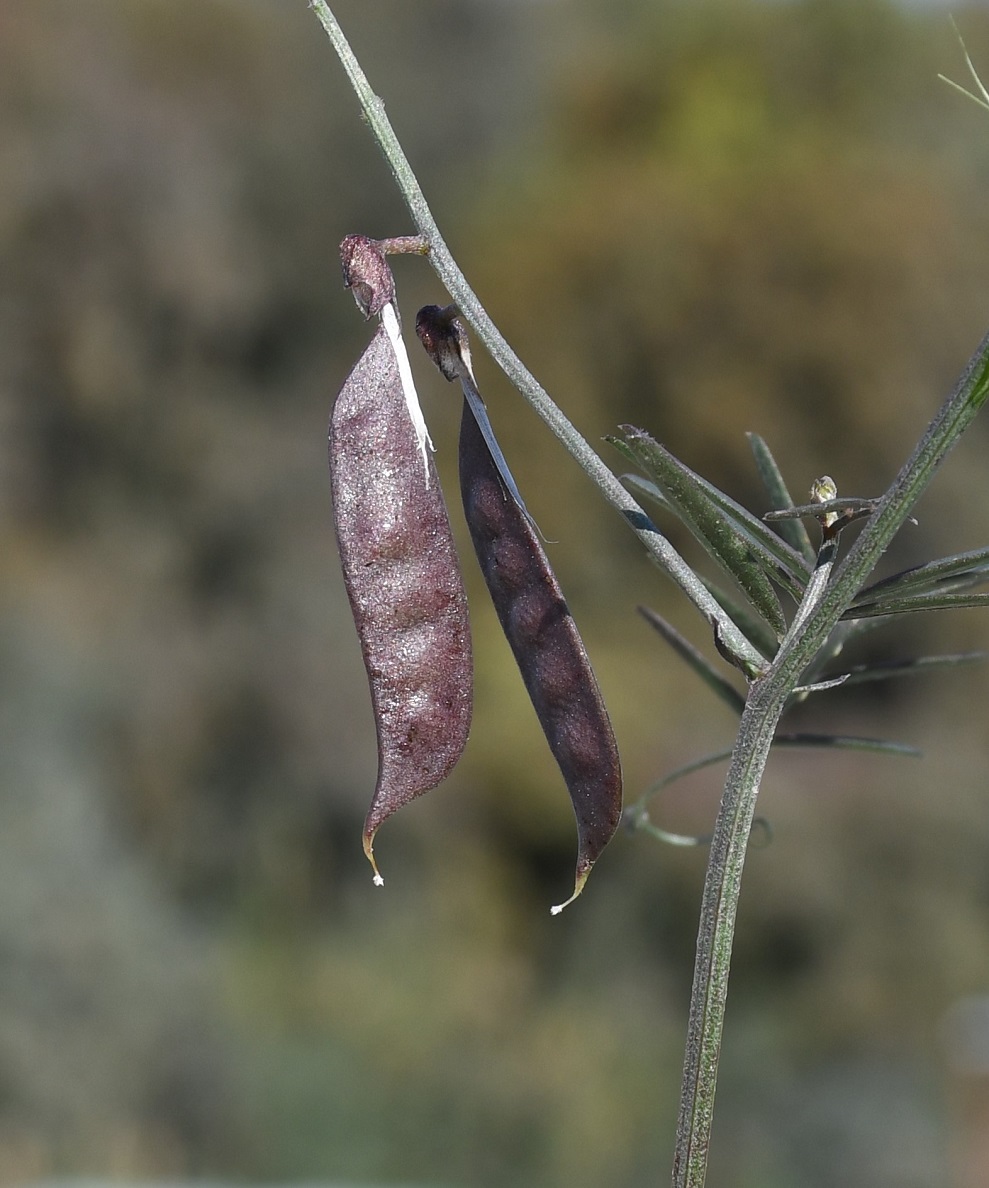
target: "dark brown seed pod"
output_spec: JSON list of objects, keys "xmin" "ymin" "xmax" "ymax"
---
[
  {"xmin": 459, "ymin": 405, "xmax": 622, "ymax": 911},
  {"xmin": 417, "ymin": 301, "xmax": 624, "ymax": 911},
  {"xmin": 330, "ymin": 265, "xmax": 472, "ymax": 884}
]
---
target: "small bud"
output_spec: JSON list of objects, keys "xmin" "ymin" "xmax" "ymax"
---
[{"xmin": 810, "ymin": 475, "xmax": 838, "ymax": 504}]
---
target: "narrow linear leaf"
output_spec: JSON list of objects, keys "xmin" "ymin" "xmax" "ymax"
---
[
  {"xmin": 832, "ymin": 652, "xmax": 988, "ymax": 686},
  {"xmin": 774, "ymin": 732, "xmax": 921, "ymax": 758},
  {"xmin": 627, "ymin": 467, "xmax": 817, "ymax": 609},
  {"xmin": 637, "ymin": 605, "xmax": 746, "ymax": 715},
  {"xmin": 627, "ymin": 727, "xmax": 919, "ymax": 826},
  {"xmin": 792, "ymin": 648, "xmax": 986, "ymax": 702},
  {"xmin": 747, "ymin": 432, "xmax": 816, "ymax": 564},
  {"xmin": 620, "ymin": 432, "xmax": 788, "ymax": 634},
  {"xmin": 665, "ymin": 455, "xmax": 814, "ymax": 593},
  {"xmin": 632, "ymin": 820, "xmax": 714, "ymax": 847},
  {"xmin": 933, "ymin": 568, "xmax": 989, "ymax": 594},
  {"xmin": 628, "ymin": 749, "xmax": 736, "ymax": 817},
  {"xmin": 631, "ymin": 473, "xmax": 805, "ymax": 645},
  {"xmin": 628, "ymin": 812, "xmax": 773, "ymax": 850},
  {"xmin": 607, "ymin": 433, "xmax": 645, "ymax": 471},
  {"xmin": 660, "ymin": 458, "xmax": 812, "ymax": 598},
  {"xmin": 622, "ymin": 433, "xmax": 812, "ymax": 596},
  {"xmin": 853, "ymin": 545, "xmax": 989, "ymax": 605},
  {"xmin": 938, "ymin": 17, "xmax": 989, "ymax": 111},
  {"xmin": 844, "ymin": 591, "xmax": 989, "ymax": 619},
  {"xmin": 940, "ymin": 74, "xmax": 989, "ymax": 111}
]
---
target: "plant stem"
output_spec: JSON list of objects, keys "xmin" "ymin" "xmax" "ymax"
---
[
  {"xmin": 673, "ymin": 329, "xmax": 989, "ymax": 1186},
  {"xmin": 672, "ymin": 560, "xmax": 825, "ymax": 1188},
  {"xmin": 310, "ymin": 1, "xmax": 766, "ymax": 677}
]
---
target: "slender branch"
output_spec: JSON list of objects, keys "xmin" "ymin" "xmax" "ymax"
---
[
  {"xmin": 309, "ymin": 1, "xmax": 766, "ymax": 677},
  {"xmin": 674, "ymin": 676, "xmax": 784, "ymax": 1187},
  {"xmin": 672, "ymin": 532, "xmax": 835, "ymax": 1187}
]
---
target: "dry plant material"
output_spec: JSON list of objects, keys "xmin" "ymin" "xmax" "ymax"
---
[
  {"xmin": 417, "ymin": 304, "xmax": 622, "ymax": 912},
  {"xmin": 330, "ymin": 238, "xmax": 472, "ymax": 884}
]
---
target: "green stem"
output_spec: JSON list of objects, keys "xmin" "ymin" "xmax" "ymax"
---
[
  {"xmin": 672, "ymin": 564, "xmax": 824, "ymax": 1188},
  {"xmin": 310, "ymin": 1, "xmax": 766, "ymax": 678},
  {"xmin": 674, "ymin": 330, "xmax": 989, "ymax": 1186}
]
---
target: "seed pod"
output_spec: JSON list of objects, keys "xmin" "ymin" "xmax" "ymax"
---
[
  {"xmin": 331, "ymin": 246, "xmax": 472, "ymax": 885},
  {"xmin": 416, "ymin": 305, "xmax": 622, "ymax": 912}
]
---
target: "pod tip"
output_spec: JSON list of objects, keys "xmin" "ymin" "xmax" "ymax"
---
[
  {"xmin": 550, "ymin": 865, "xmax": 591, "ymax": 916},
  {"xmin": 363, "ymin": 830, "xmax": 385, "ymax": 887}
]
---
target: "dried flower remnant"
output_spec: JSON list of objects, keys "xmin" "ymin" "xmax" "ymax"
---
[
  {"xmin": 330, "ymin": 240, "xmax": 472, "ymax": 885},
  {"xmin": 416, "ymin": 305, "xmax": 623, "ymax": 912},
  {"xmin": 415, "ymin": 301, "xmax": 534, "ymax": 528},
  {"xmin": 340, "ymin": 234, "xmax": 433, "ymax": 481}
]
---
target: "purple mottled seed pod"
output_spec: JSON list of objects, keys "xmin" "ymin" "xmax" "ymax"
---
[{"xmin": 330, "ymin": 322, "xmax": 472, "ymax": 882}]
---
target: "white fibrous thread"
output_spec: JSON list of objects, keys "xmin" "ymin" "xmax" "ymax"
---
[{"xmin": 382, "ymin": 301, "xmax": 433, "ymax": 485}]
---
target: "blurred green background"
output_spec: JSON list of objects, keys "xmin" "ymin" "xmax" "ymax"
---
[{"xmin": 3, "ymin": 1, "xmax": 989, "ymax": 1186}]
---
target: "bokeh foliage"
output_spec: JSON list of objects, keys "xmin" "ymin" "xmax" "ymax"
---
[{"xmin": 2, "ymin": 2, "xmax": 989, "ymax": 1186}]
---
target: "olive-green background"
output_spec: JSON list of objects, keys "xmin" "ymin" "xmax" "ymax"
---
[{"xmin": 3, "ymin": 2, "xmax": 989, "ymax": 1186}]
